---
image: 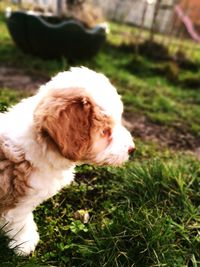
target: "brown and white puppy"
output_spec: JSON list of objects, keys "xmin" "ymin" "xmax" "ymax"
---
[{"xmin": 0, "ymin": 67, "xmax": 134, "ymax": 255}]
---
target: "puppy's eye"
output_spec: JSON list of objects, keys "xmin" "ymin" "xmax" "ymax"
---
[{"xmin": 102, "ymin": 128, "xmax": 112, "ymax": 138}]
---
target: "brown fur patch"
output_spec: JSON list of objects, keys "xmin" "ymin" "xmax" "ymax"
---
[
  {"xmin": 0, "ymin": 136, "xmax": 32, "ymax": 214},
  {"xmin": 34, "ymin": 88, "xmax": 114, "ymax": 161}
]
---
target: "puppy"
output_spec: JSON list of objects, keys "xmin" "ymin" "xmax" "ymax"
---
[{"xmin": 0, "ymin": 67, "xmax": 134, "ymax": 255}]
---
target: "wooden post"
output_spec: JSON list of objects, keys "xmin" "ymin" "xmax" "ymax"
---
[
  {"xmin": 135, "ymin": 0, "xmax": 148, "ymax": 54},
  {"xmin": 149, "ymin": 0, "xmax": 162, "ymax": 41},
  {"xmin": 57, "ymin": 0, "xmax": 62, "ymax": 16}
]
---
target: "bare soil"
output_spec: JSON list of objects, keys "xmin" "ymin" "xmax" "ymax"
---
[
  {"xmin": 0, "ymin": 66, "xmax": 48, "ymax": 91},
  {"xmin": 0, "ymin": 66, "xmax": 199, "ymax": 159},
  {"xmin": 124, "ymin": 114, "xmax": 200, "ymax": 159}
]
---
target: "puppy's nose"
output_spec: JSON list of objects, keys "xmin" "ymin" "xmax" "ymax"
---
[{"xmin": 128, "ymin": 146, "xmax": 135, "ymax": 156}]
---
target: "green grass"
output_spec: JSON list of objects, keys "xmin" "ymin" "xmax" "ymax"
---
[
  {"xmin": 0, "ymin": 88, "xmax": 31, "ymax": 111},
  {"xmin": 39, "ymin": 155, "xmax": 199, "ymax": 267},
  {"xmin": 1, "ymin": 151, "xmax": 199, "ymax": 267},
  {"xmin": 0, "ymin": 5, "xmax": 200, "ymax": 267}
]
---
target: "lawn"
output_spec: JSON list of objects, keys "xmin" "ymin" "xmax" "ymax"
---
[{"xmin": 0, "ymin": 5, "xmax": 200, "ymax": 267}]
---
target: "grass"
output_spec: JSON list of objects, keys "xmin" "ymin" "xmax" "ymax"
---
[
  {"xmin": 1, "ymin": 148, "xmax": 199, "ymax": 267},
  {"xmin": 0, "ymin": 4, "xmax": 200, "ymax": 267}
]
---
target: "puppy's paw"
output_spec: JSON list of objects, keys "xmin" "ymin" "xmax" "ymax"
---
[{"xmin": 9, "ymin": 229, "xmax": 39, "ymax": 256}]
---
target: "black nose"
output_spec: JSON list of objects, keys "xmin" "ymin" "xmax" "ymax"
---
[{"xmin": 128, "ymin": 147, "xmax": 135, "ymax": 156}]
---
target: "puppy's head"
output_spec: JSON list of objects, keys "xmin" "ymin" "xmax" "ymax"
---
[{"xmin": 34, "ymin": 67, "xmax": 135, "ymax": 166}]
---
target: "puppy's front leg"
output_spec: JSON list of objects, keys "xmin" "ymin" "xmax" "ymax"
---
[{"xmin": 1, "ymin": 211, "xmax": 39, "ymax": 255}]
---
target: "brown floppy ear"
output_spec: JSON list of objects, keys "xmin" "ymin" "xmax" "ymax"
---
[{"xmin": 34, "ymin": 89, "xmax": 94, "ymax": 161}]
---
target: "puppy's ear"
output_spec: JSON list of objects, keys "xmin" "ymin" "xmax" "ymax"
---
[{"xmin": 34, "ymin": 89, "xmax": 94, "ymax": 161}]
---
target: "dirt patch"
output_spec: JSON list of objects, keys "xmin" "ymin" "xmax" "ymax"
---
[
  {"xmin": 123, "ymin": 114, "xmax": 200, "ymax": 157},
  {"xmin": 0, "ymin": 66, "xmax": 49, "ymax": 91}
]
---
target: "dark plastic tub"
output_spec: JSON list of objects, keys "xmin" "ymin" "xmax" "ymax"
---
[{"xmin": 6, "ymin": 11, "xmax": 106, "ymax": 60}]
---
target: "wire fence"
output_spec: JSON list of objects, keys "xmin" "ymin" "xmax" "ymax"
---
[{"xmin": 93, "ymin": 0, "xmax": 200, "ymax": 60}]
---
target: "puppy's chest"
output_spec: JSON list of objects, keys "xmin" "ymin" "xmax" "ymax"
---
[{"xmin": 29, "ymin": 168, "xmax": 75, "ymax": 203}]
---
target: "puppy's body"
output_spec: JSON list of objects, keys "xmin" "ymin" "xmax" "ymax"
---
[{"xmin": 0, "ymin": 67, "xmax": 134, "ymax": 255}]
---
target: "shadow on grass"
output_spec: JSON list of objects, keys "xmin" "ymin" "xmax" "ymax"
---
[
  {"xmin": 103, "ymin": 41, "xmax": 200, "ymax": 90},
  {"xmin": 0, "ymin": 228, "xmax": 18, "ymax": 267},
  {"xmin": 0, "ymin": 228, "xmax": 49, "ymax": 267}
]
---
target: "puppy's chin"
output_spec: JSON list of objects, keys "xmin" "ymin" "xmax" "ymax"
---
[{"xmin": 89, "ymin": 146, "xmax": 130, "ymax": 167}]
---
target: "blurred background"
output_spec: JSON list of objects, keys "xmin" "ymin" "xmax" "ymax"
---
[{"xmin": 4, "ymin": 0, "xmax": 200, "ymax": 59}]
